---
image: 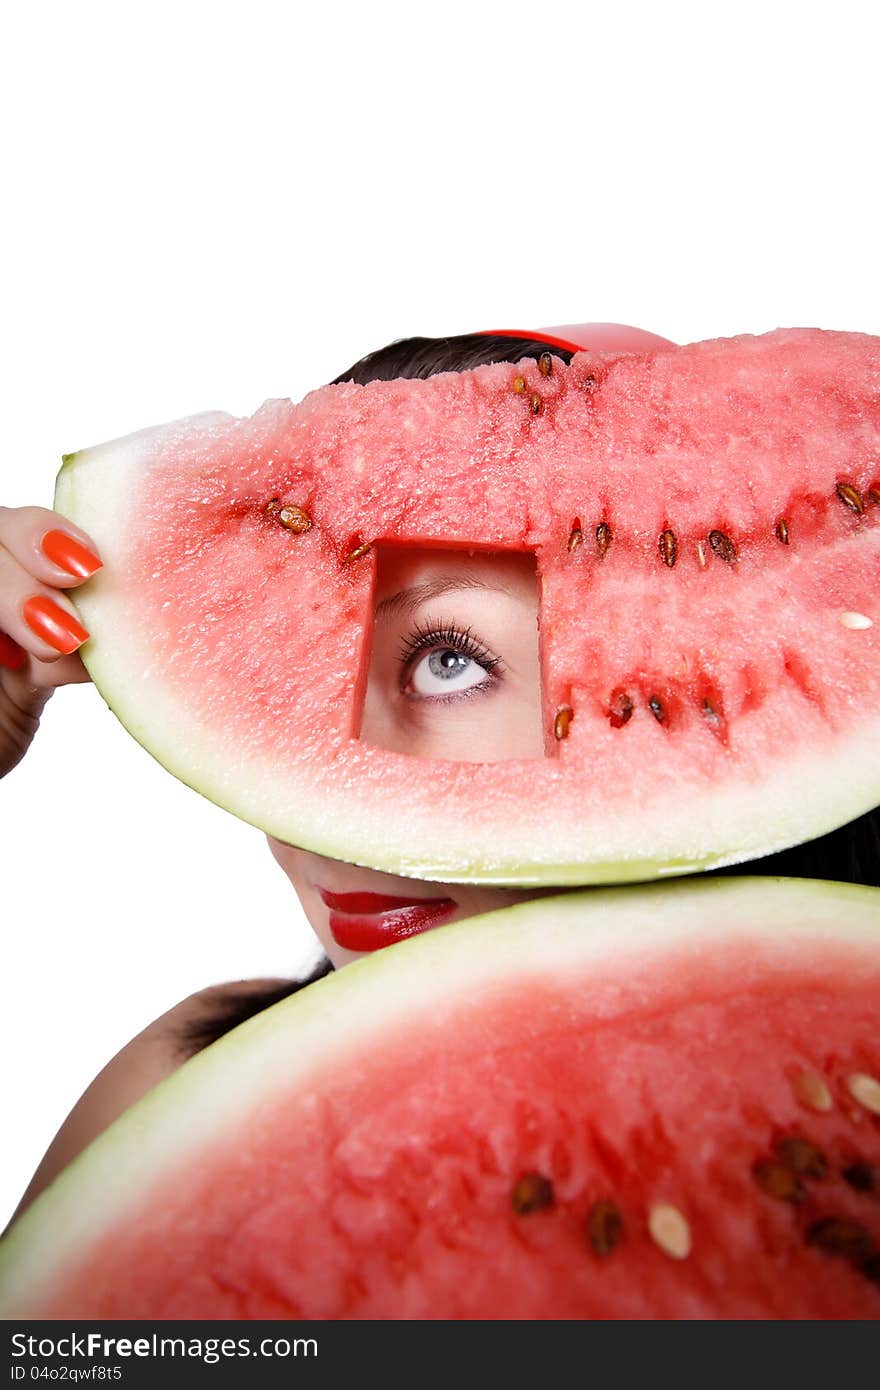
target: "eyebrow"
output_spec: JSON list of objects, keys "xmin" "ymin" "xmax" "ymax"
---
[{"xmin": 375, "ymin": 576, "xmax": 512, "ymax": 621}]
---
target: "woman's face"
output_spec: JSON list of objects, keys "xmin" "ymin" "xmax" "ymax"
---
[{"xmin": 267, "ymin": 547, "xmax": 551, "ymax": 966}]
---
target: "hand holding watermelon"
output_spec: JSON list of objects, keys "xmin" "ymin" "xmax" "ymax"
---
[{"xmin": 0, "ymin": 506, "xmax": 100, "ymax": 778}]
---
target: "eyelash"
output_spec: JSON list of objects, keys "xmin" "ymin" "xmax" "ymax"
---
[{"xmin": 397, "ymin": 619, "xmax": 504, "ymax": 695}]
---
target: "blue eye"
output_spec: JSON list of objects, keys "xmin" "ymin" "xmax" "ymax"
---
[
  {"xmin": 410, "ymin": 646, "xmax": 491, "ymax": 696},
  {"xmin": 400, "ymin": 623, "xmax": 502, "ymax": 701}
]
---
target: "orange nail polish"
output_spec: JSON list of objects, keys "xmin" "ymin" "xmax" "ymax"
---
[
  {"xmin": 41, "ymin": 530, "xmax": 102, "ymax": 579},
  {"xmin": 0, "ymin": 631, "xmax": 27, "ymax": 670},
  {"xmin": 23, "ymin": 596, "xmax": 89, "ymax": 654}
]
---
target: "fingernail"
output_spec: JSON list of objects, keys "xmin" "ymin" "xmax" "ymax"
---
[
  {"xmin": 23, "ymin": 596, "xmax": 89, "ymax": 654},
  {"xmin": 41, "ymin": 530, "xmax": 102, "ymax": 579},
  {"xmin": 0, "ymin": 631, "xmax": 27, "ymax": 670}
]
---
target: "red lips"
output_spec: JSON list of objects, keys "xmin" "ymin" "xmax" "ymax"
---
[{"xmin": 319, "ymin": 889, "xmax": 457, "ymax": 953}]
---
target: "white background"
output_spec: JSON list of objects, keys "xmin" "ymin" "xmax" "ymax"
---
[{"xmin": 2, "ymin": 0, "xmax": 880, "ymax": 1228}]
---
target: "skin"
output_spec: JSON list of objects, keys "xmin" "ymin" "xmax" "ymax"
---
[{"xmin": 1, "ymin": 509, "xmax": 552, "ymax": 1216}]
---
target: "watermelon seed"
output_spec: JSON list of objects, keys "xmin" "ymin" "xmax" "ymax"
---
[
  {"xmin": 538, "ymin": 351, "xmax": 553, "ymax": 377},
  {"xmin": 277, "ymin": 505, "xmax": 312, "ymax": 534},
  {"xmin": 608, "ymin": 691, "xmax": 634, "ymax": 728},
  {"xmin": 511, "ymin": 1171, "xmax": 555, "ymax": 1214},
  {"xmin": 530, "ymin": 393, "xmax": 543, "ymax": 416},
  {"xmin": 836, "ymin": 482, "xmax": 865, "ymax": 515},
  {"xmin": 701, "ymin": 699, "xmax": 721, "ymax": 727},
  {"xmin": 839, "ymin": 611, "xmax": 873, "ymax": 630},
  {"xmin": 709, "ymin": 529, "xmax": 737, "ymax": 564},
  {"xmin": 774, "ymin": 1136, "xmax": 828, "ymax": 1179},
  {"xmin": 583, "ymin": 374, "xmax": 598, "ymax": 393},
  {"xmin": 554, "ymin": 705, "xmax": 574, "ymax": 741},
  {"xmin": 861, "ymin": 1253, "xmax": 880, "ymax": 1286},
  {"xmin": 842, "ymin": 1162, "xmax": 877, "ymax": 1194},
  {"xmin": 696, "ymin": 540, "xmax": 708, "ymax": 568},
  {"xmin": 806, "ymin": 1217, "xmax": 875, "ymax": 1263},
  {"xmin": 847, "ymin": 1072, "xmax": 880, "ymax": 1115},
  {"xmin": 793, "ymin": 1070, "xmax": 833, "ymax": 1113},
  {"xmin": 869, "ymin": 487, "xmax": 880, "ymax": 505},
  {"xmin": 512, "ymin": 375, "xmax": 527, "ymax": 395},
  {"xmin": 752, "ymin": 1160, "xmax": 806, "ymax": 1204},
  {"xmin": 659, "ymin": 529, "xmax": 678, "ymax": 568},
  {"xmin": 596, "ymin": 522, "xmax": 612, "ymax": 558},
  {"xmin": 648, "ymin": 696, "xmax": 665, "ymax": 724},
  {"xmin": 341, "ymin": 540, "xmax": 372, "ymax": 566},
  {"xmin": 648, "ymin": 1203, "xmax": 691, "ymax": 1260},
  {"xmin": 264, "ymin": 497, "xmax": 281, "ymax": 514},
  {"xmin": 567, "ymin": 522, "xmax": 584, "ymax": 553},
  {"xmin": 775, "ymin": 517, "xmax": 790, "ymax": 545},
  {"xmin": 586, "ymin": 1199, "xmax": 624, "ymax": 1256}
]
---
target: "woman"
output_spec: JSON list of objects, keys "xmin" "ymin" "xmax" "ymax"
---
[{"xmin": 2, "ymin": 327, "xmax": 878, "ymax": 1220}]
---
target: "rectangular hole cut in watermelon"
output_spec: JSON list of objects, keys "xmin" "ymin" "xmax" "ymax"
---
[{"xmin": 358, "ymin": 544, "xmax": 546, "ymax": 763}]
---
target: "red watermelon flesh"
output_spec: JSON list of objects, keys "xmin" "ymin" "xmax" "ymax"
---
[
  {"xmin": 54, "ymin": 329, "xmax": 880, "ymax": 884},
  {"xmin": 2, "ymin": 878, "xmax": 878, "ymax": 1320}
]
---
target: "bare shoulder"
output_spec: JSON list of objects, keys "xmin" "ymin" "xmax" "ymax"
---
[{"xmin": 9, "ymin": 978, "xmax": 291, "ymax": 1226}]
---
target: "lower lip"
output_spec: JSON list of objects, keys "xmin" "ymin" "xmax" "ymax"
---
[{"xmin": 319, "ymin": 890, "xmax": 457, "ymax": 953}]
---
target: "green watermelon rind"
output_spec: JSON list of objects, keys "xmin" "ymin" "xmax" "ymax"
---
[{"xmin": 1, "ymin": 875, "xmax": 878, "ymax": 1316}]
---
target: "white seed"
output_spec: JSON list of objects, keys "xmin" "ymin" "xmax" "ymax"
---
[
  {"xmin": 696, "ymin": 540, "xmax": 707, "ymax": 568},
  {"xmin": 793, "ymin": 1070, "xmax": 833, "ymax": 1113},
  {"xmin": 839, "ymin": 611, "xmax": 873, "ymax": 630},
  {"xmin": 648, "ymin": 1203, "xmax": 691, "ymax": 1260},
  {"xmin": 848, "ymin": 1072, "xmax": 880, "ymax": 1115}
]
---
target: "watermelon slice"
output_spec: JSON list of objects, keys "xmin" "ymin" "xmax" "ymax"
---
[
  {"xmin": 2, "ymin": 877, "xmax": 878, "ymax": 1320},
  {"xmin": 54, "ymin": 329, "xmax": 880, "ymax": 884}
]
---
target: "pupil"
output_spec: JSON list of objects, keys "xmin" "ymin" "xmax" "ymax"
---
[{"xmin": 429, "ymin": 649, "xmax": 468, "ymax": 679}]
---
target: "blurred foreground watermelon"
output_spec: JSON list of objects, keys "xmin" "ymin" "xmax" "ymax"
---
[{"xmin": 2, "ymin": 878, "xmax": 879, "ymax": 1320}]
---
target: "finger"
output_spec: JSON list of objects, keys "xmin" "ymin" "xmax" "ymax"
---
[
  {"xmin": 1, "ymin": 647, "xmax": 91, "ymax": 702},
  {"xmin": 0, "ymin": 544, "xmax": 90, "ymax": 662},
  {"xmin": 0, "ymin": 506, "xmax": 102, "ymax": 589}
]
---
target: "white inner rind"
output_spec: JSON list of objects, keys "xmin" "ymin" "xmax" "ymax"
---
[{"xmin": 0, "ymin": 876, "xmax": 878, "ymax": 1314}]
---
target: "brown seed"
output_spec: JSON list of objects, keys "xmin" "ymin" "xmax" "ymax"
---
[
  {"xmin": 836, "ymin": 481, "xmax": 865, "ymax": 515},
  {"xmin": 554, "ymin": 705, "xmax": 574, "ymax": 741},
  {"xmin": 511, "ymin": 1171, "xmax": 554, "ymax": 1214},
  {"xmin": 277, "ymin": 504, "xmax": 312, "ymax": 534},
  {"xmin": 596, "ymin": 522, "xmax": 612, "ymax": 558},
  {"xmin": 753, "ymin": 1160, "xmax": 806, "ymax": 1204},
  {"xmin": 648, "ymin": 1203, "xmax": 691, "ymax": 1260},
  {"xmin": 774, "ymin": 1136, "xmax": 828, "ymax": 1179},
  {"xmin": 648, "ymin": 695, "xmax": 665, "ymax": 724},
  {"xmin": 775, "ymin": 516, "xmax": 790, "ymax": 545},
  {"xmin": 264, "ymin": 496, "xmax": 281, "ymax": 514},
  {"xmin": 869, "ymin": 487, "xmax": 880, "ymax": 505},
  {"xmin": 583, "ymin": 373, "xmax": 598, "ymax": 394},
  {"xmin": 530, "ymin": 393, "xmax": 543, "ymax": 416},
  {"xmin": 659, "ymin": 529, "xmax": 678, "ymax": 568},
  {"xmin": 842, "ymin": 1162, "xmax": 878, "ymax": 1194},
  {"xmin": 860, "ymin": 1253, "xmax": 880, "ymax": 1286},
  {"xmin": 793, "ymin": 1070, "xmax": 833, "ymax": 1113},
  {"xmin": 512, "ymin": 374, "xmax": 526, "ymax": 395},
  {"xmin": 341, "ymin": 540, "xmax": 372, "ymax": 566},
  {"xmin": 587, "ymin": 1200, "xmax": 624, "ymax": 1256},
  {"xmin": 709, "ymin": 529, "xmax": 737, "ymax": 563},
  {"xmin": 567, "ymin": 524, "xmax": 584, "ymax": 553},
  {"xmin": 608, "ymin": 691, "xmax": 634, "ymax": 728},
  {"xmin": 538, "ymin": 351, "xmax": 553, "ymax": 377},
  {"xmin": 806, "ymin": 1217, "xmax": 875, "ymax": 1263}
]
